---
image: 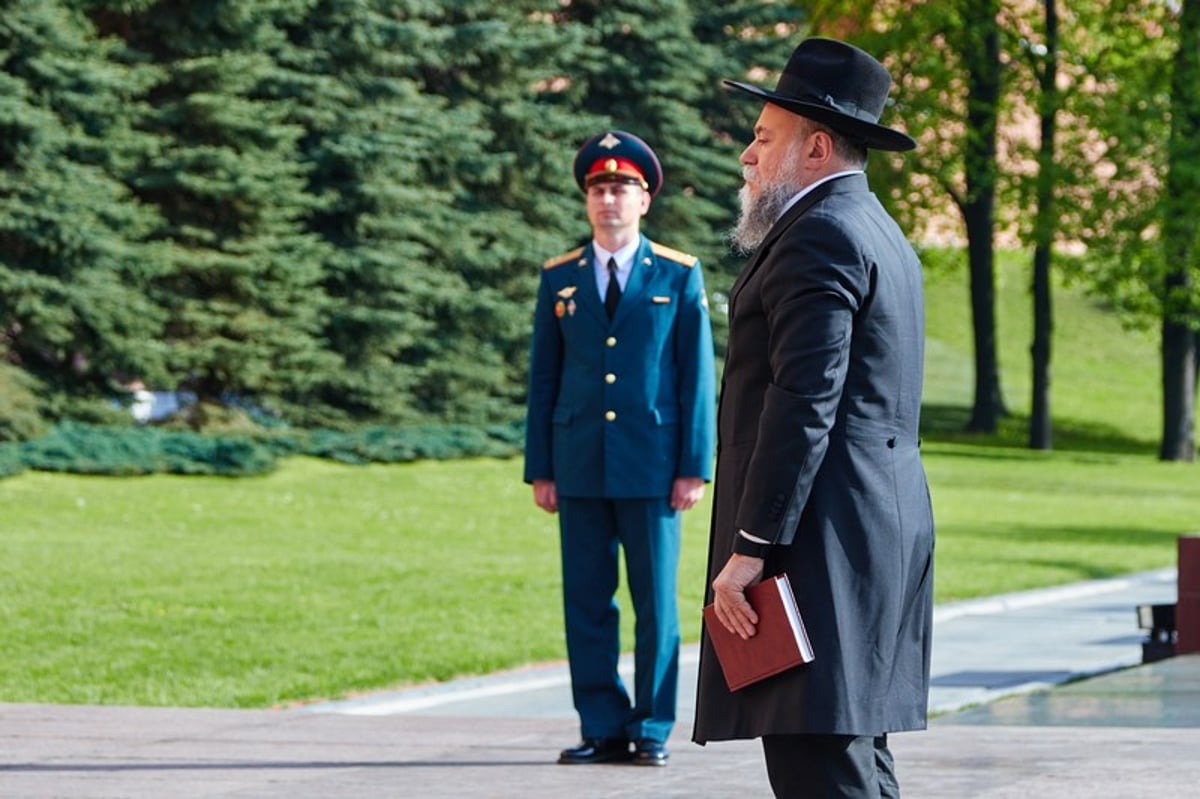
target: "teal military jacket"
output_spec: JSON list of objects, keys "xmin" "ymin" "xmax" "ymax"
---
[{"xmin": 524, "ymin": 235, "xmax": 716, "ymax": 498}]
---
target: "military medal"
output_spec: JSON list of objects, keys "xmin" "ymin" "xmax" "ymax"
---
[
  {"xmin": 555, "ymin": 300, "xmax": 566, "ymax": 318},
  {"xmin": 567, "ymin": 299, "xmax": 576, "ymax": 316}
]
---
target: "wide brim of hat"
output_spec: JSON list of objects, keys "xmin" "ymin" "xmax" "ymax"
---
[{"xmin": 724, "ymin": 79, "xmax": 916, "ymax": 152}]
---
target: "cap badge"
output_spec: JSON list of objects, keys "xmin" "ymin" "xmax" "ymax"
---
[
  {"xmin": 604, "ymin": 158, "xmax": 618, "ymax": 173},
  {"xmin": 598, "ymin": 132, "xmax": 621, "ymax": 149}
]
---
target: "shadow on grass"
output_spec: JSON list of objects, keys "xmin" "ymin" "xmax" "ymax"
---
[
  {"xmin": 949, "ymin": 523, "xmax": 1185, "ymax": 550},
  {"xmin": 920, "ymin": 403, "xmax": 1159, "ymax": 456},
  {"xmin": 933, "ymin": 525, "xmax": 1181, "ymax": 603},
  {"xmin": 1018, "ymin": 557, "xmax": 1161, "ymax": 582}
]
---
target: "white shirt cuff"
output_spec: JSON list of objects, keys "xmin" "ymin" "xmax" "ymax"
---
[{"xmin": 738, "ymin": 529, "xmax": 770, "ymax": 544}]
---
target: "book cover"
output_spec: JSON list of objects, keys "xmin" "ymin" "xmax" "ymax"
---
[{"xmin": 702, "ymin": 573, "xmax": 815, "ymax": 692}]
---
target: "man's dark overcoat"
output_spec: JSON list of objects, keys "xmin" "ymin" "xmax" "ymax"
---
[{"xmin": 693, "ymin": 173, "xmax": 934, "ymax": 742}]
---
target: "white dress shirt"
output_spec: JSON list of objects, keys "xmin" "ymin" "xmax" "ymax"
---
[{"xmin": 592, "ymin": 239, "xmax": 638, "ymax": 298}]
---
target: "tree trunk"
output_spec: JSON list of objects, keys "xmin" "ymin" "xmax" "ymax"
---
[
  {"xmin": 1030, "ymin": 245, "xmax": 1053, "ymax": 449},
  {"xmin": 1159, "ymin": 0, "xmax": 1200, "ymax": 462},
  {"xmin": 964, "ymin": 209, "xmax": 1004, "ymax": 433},
  {"xmin": 1029, "ymin": 0, "xmax": 1058, "ymax": 451},
  {"xmin": 963, "ymin": 0, "xmax": 1006, "ymax": 433},
  {"xmin": 1161, "ymin": 313, "xmax": 1196, "ymax": 461}
]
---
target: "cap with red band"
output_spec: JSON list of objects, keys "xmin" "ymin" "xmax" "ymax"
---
[
  {"xmin": 586, "ymin": 157, "xmax": 647, "ymax": 190},
  {"xmin": 573, "ymin": 131, "xmax": 663, "ymax": 197}
]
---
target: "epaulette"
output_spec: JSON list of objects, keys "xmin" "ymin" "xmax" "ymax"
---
[
  {"xmin": 650, "ymin": 241, "xmax": 699, "ymax": 267},
  {"xmin": 543, "ymin": 246, "xmax": 586, "ymax": 270}
]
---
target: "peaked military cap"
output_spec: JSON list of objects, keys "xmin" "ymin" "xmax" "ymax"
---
[{"xmin": 573, "ymin": 130, "xmax": 664, "ymax": 197}]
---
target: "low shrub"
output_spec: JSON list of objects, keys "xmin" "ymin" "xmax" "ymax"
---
[
  {"xmin": 18, "ymin": 423, "xmax": 277, "ymax": 476},
  {"xmin": 303, "ymin": 421, "xmax": 523, "ymax": 464},
  {"xmin": 2, "ymin": 420, "xmax": 525, "ymax": 478}
]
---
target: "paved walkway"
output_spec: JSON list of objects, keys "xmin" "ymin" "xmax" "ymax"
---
[{"xmin": 3, "ymin": 568, "xmax": 1198, "ymax": 798}]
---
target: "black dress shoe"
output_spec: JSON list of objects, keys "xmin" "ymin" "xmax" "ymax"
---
[
  {"xmin": 557, "ymin": 737, "xmax": 632, "ymax": 765},
  {"xmin": 632, "ymin": 738, "xmax": 669, "ymax": 766}
]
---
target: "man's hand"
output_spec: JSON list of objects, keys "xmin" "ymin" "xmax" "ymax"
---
[
  {"xmin": 711, "ymin": 553, "xmax": 765, "ymax": 640},
  {"xmin": 670, "ymin": 476, "xmax": 706, "ymax": 511},
  {"xmin": 532, "ymin": 479, "xmax": 558, "ymax": 513}
]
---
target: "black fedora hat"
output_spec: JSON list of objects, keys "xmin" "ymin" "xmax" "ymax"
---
[{"xmin": 724, "ymin": 37, "xmax": 915, "ymax": 152}]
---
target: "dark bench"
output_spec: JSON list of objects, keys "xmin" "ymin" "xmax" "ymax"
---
[{"xmin": 1137, "ymin": 603, "xmax": 1176, "ymax": 663}]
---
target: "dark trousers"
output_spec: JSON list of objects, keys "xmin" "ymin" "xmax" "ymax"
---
[
  {"xmin": 762, "ymin": 733, "xmax": 898, "ymax": 799},
  {"xmin": 558, "ymin": 496, "xmax": 680, "ymax": 743}
]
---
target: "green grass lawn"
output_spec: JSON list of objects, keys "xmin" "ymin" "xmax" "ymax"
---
[
  {"xmin": 1, "ymin": 251, "xmax": 1196, "ymax": 708},
  {"xmin": 922, "ymin": 247, "xmax": 1163, "ymax": 449}
]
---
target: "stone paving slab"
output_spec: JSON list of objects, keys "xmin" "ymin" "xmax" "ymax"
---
[
  {"xmin": 2, "ymin": 569, "xmax": 1195, "ymax": 798},
  {"xmin": 943, "ymin": 652, "xmax": 1200, "ymax": 727},
  {"xmin": 4, "ymin": 677, "xmax": 1200, "ymax": 799},
  {"xmin": 302, "ymin": 567, "xmax": 1179, "ymax": 721}
]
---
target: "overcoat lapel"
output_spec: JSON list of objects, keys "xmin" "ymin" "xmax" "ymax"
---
[{"xmin": 728, "ymin": 175, "xmax": 864, "ymax": 312}]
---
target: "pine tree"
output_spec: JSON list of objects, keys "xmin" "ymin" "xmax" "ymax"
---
[
  {"xmin": 263, "ymin": 0, "xmax": 490, "ymax": 425},
  {"xmin": 381, "ymin": 0, "xmax": 605, "ymax": 424},
  {"xmin": 0, "ymin": 1, "xmax": 169, "ymax": 416},
  {"xmin": 2, "ymin": 0, "xmax": 810, "ymax": 433},
  {"xmin": 550, "ymin": 1, "xmax": 727, "ymax": 265},
  {"xmin": 91, "ymin": 0, "xmax": 339, "ymax": 427},
  {"xmin": 687, "ymin": 0, "xmax": 808, "ymax": 299},
  {"xmin": 550, "ymin": 2, "xmax": 803, "ymax": 281}
]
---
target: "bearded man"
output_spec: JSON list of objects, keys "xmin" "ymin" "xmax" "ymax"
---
[{"xmin": 692, "ymin": 38, "xmax": 935, "ymax": 798}]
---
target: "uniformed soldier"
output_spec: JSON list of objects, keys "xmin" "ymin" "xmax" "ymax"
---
[{"xmin": 524, "ymin": 130, "xmax": 716, "ymax": 767}]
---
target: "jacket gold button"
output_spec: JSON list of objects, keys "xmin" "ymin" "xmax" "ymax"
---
[
  {"xmin": 605, "ymin": 373, "xmax": 616, "ymax": 384},
  {"xmin": 605, "ymin": 411, "xmax": 617, "ymax": 422},
  {"xmin": 606, "ymin": 337, "xmax": 617, "ymax": 347}
]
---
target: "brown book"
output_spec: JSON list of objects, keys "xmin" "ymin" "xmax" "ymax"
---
[{"xmin": 703, "ymin": 574, "xmax": 815, "ymax": 691}]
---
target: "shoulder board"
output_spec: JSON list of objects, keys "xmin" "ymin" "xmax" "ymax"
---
[
  {"xmin": 650, "ymin": 241, "xmax": 698, "ymax": 267},
  {"xmin": 543, "ymin": 246, "xmax": 586, "ymax": 270}
]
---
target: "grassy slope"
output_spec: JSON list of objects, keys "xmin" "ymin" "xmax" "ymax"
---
[
  {"xmin": 1, "ymin": 251, "xmax": 1196, "ymax": 707},
  {"xmin": 922, "ymin": 247, "xmax": 1162, "ymax": 447},
  {"xmin": 920, "ymin": 248, "xmax": 1190, "ymax": 599}
]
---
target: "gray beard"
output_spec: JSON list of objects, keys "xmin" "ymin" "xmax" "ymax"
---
[
  {"xmin": 729, "ymin": 181, "xmax": 800, "ymax": 255},
  {"xmin": 729, "ymin": 140, "xmax": 806, "ymax": 254}
]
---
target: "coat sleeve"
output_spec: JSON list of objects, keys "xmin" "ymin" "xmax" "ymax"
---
[
  {"xmin": 734, "ymin": 214, "xmax": 869, "ymax": 542},
  {"xmin": 674, "ymin": 261, "xmax": 716, "ymax": 480},
  {"xmin": 523, "ymin": 270, "xmax": 562, "ymax": 483}
]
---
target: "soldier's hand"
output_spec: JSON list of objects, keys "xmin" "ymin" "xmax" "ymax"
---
[
  {"xmin": 532, "ymin": 480, "xmax": 558, "ymax": 514},
  {"xmin": 670, "ymin": 476, "xmax": 705, "ymax": 511}
]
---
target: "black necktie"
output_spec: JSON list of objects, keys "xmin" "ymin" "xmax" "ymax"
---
[{"xmin": 605, "ymin": 257, "xmax": 621, "ymax": 319}]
